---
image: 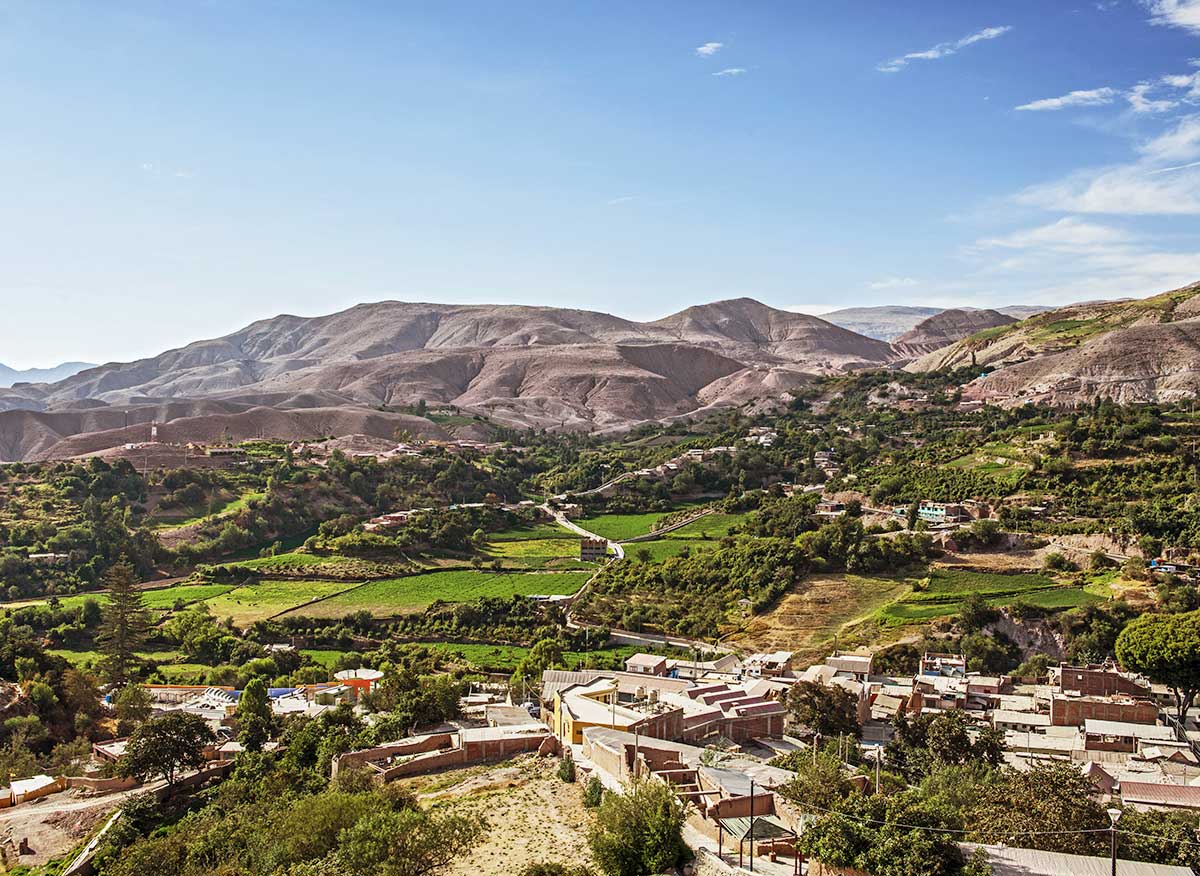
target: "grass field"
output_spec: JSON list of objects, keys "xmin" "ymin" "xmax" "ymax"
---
[
  {"xmin": 414, "ymin": 641, "xmax": 648, "ymax": 673},
  {"xmin": 488, "ymin": 523, "xmax": 575, "ymax": 541},
  {"xmin": 579, "ymin": 501, "xmax": 708, "ymax": 542},
  {"xmin": 625, "ymin": 539, "xmax": 718, "ymax": 563},
  {"xmin": 226, "ymin": 552, "xmax": 411, "ymax": 579},
  {"xmin": 301, "ymin": 648, "xmax": 351, "ymax": 668},
  {"xmin": 662, "ymin": 512, "xmax": 746, "ymax": 539},
  {"xmin": 280, "ymin": 570, "xmax": 594, "ymax": 619},
  {"xmin": 485, "ymin": 538, "xmax": 582, "ymax": 559},
  {"xmin": 152, "ymin": 491, "xmax": 265, "ymax": 531},
  {"xmin": 873, "ymin": 568, "xmax": 1096, "ymax": 626},
  {"xmin": 201, "ymin": 579, "xmax": 360, "ymax": 626},
  {"xmin": 3, "ymin": 583, "xmax": 233, "ymax": 613}
]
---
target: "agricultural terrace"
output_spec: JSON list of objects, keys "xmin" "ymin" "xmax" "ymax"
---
[
  {"xmin": 200, "ymin": 578, "xmax": 361, "ymax": 626},
  {"xmin": 278, "ymin": 569, "xmax": 593, "ymax": 620},
  {"xmin": 872, "ymin": 568, "xmax": 1098, "ymax": 626}
]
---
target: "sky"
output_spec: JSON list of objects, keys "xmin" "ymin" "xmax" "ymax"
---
[{"xmin": 4, "ymin": 1, "xmax": 1200, "ymax": 367}]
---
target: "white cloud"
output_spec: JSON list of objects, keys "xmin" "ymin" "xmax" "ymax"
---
[
  {"xmin": 868, "ymin": 276, "xmax": 919, "ymax": 290},
  {"xmin": 606, "ymin": 196, "xmax": 636, "ymax": 206},
  {"xmin": 1016, "ymin": 114, "xmax": 1200, "ymax": 214},
  {"xmin": 877, "ymin": 25, "xmax": 1012, "ymax": 74},
  {"xmin": 1128, "ymin": 82, "xmax": 1178, "ymax": 113},
  {"xmin": 1145, "ymin": 0, "xmax": 1200, "ymax": 34},
  {"xmin": 713, "ymin": 68, "xmax": 746, "ymax": 77},
  {"xmin": 977, "ymin": 217, "xmax": 1132, "ymax": 250},
  {"xmin": 1015, "ymin": 87, "xmax": 1119, "ymax": 112},
  {"xmin": 967, "ymin": 216, "xmax": 1200, "ymax": 306},
  {"xmin": 695, "ymin": 42, "xmax": 723, "ymax": 57}
]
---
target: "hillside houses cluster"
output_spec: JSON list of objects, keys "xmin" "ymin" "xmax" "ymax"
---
[{"xmin": 798, "ymin": 650, "xmax": 1200, "ymax": 813}]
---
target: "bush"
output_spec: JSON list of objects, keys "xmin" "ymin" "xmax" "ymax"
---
[
  {"xmin": 558, "ymin": 755, "xmax": 576, "ymax": 783},
  {"xmin": 583, "ymin": 775, "xmax": 603, "ymax": 808},
  {"xmin": 1043, "ymin": 552, "xmax": 1077, "ymax": 572}
]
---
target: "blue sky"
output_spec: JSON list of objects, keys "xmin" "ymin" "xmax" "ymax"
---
[{"xmin": 4, "ymin": 1, "xmax": 1200, "ymax": 367}]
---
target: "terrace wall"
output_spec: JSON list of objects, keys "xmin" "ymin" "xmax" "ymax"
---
[
  {"xmin": 374, "ymin": 732, "xmax": 550, "ymax": 782},
  {"xmin": 332, "ymin": 732, "xmax": 455, "ymax": 778}
]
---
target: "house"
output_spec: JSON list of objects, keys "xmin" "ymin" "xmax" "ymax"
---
[
  {"xmin": 334, "ymin": 668, "xmax": 384, "ymax": 699},
  {"xmin": 920, "ymin": 652, "xmax": 967, "ymax": 678},
  {"xmin": 551, "ymin": 677, "xmax": 683, "ymax": 745},
  {"xmin": 26, "ymin": 552, "xmax": 70, "ymax": 565},
  {"xmin": 743, "ymin": 651, "xmax": 794, "ymax": 679},
  {"xmin": 2, "ymin": 775, "xmax": 63, "ymax": 807},
  {"xmin": 1120, "ymin": 781, "xmax": 1200, "ymax": 812},
  {"xmin": 1083, "ymin": 718, "xmax": 1177, "ymax": 754},
  {"xmin": 624, "ymin": 654, "xmax": 669, "ymax": 676},
  {"xmin": 825, "ymin": 653, "xmax": 873, "ymax": 680},
  {"xmin": 917, "ymin": 501, "xmax": 969, "ymax": 525},
  {"xmin": 815, "ymin": 501, "xmax": 846, "ymax": 517},
  {"xmin": 1057, "ymin": 664, "xmax": 1152, "ymax": 698},
  {"xmin": 992, "ymin": 710, "xmax": 1051, "ymax": 733},
  {"xmin": 1049, "ymin": 693, "xmax": 1159, "ymax": 727},
  {"xmin": 580, "ymin": 537, "xmax": 608, "ymax": 562}
]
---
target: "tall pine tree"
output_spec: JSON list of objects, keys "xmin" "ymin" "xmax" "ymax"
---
[{"xmin": 97, "ymin": 558, "xmax": 150, "ymax": 685}]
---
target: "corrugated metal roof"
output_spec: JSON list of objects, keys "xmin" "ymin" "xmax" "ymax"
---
[
  {"xmin": 1121, "ymin": 780, "xmax": 1200, "ymax": 809},
  {"xmin": 960, "ymin": 843, "xmax": 1192, "ymax": 876}
]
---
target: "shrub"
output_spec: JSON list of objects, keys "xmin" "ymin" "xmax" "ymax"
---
[
  {"xmin": 558, "ymin": 755, "xmax": 576, "ymax": 783},
  {"xmin": 583, "ymin": 775, "xmax": 603, "ymax": 808}
]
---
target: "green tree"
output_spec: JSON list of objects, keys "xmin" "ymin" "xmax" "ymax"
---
[
  {"xmin": 1116, "ymin": 609, "xmax": 1200, "ymax": 719},
  {"xmin": 787, "ymin": 680, "xmax": 861, "ymax": 738},
  {"xmin": 236, "ymin": 677, "xmax": 274, "ymax": 752},
  {"xmin": 336, "ymin": 807, "xmax": 485, "ymax": 876},
  {"xmin": 97, "ymin": 558, "xmax": 151, "ymax": 684},
  {"xmin": 969, "ymin": 762, "xmax": 1107, "ymax": 856},
  {"xmin": 113, "ymin": 683, "xmax": 152, "ymax": 735},
  {"xmin": 120, "ymin": 712, "xmax": 215, "ymax": 785},
  {"xmin": 588, "ymin": 779, "xmax": 687, "ymax": 876}
]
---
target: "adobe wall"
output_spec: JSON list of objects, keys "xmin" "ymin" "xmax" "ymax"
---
[{"xmin": 1050, "ymin": 696, "xmax": 1159, "ymax": 726}]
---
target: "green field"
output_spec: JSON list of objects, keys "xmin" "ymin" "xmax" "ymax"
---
[
  {"xmin": 873, "ymin": 569, "xmax": 1097, "ymax": 626},
  {"xmin": 626, "ymin": 539, "xmax": 718, "ymax": 563},
  {"xmin": 226, "ymin": 552, "xmax": 411, "ymax": 579},
  {"xmin": 578, "ymin": 510, "xmax": 667, "ymax": 541},
  {"xmin": 152, "ymin": 491, "xmax": 265, "ymax": 531},
  {"xmin": 488, "ymin": 523, "xmax": 575, "ymax": 541},
  {"xmin": 301, "ymin": 648, "xmax": 352, "ymax": 668},
  {"xmin": 485, "ymin": 538, "xmax": 582, "ymax": 559},
  {"xmin": 281, "ymin": 570, "xmax": 593, "ymax": 619},
  {"xmin": 412, "ymin": 641, "xmax": 648, "ymax": 673},
  {"xmin": 202, "ymin": 579, "xmax": 360, "ymax": 626},
  {"xmin": 3, "ymin": 583, "xmax": 233, "ymax": 613},
  {"xmin": 662, "ymin": 512, "xmax": 746, "ymax": 540}
]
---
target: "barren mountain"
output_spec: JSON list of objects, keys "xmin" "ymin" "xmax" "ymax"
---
[
  {"xmin": 0, "ymin": 298, "xmax": 895, "ymax": 459},
  {"xmin": 0, "ymin": 361, "xmax": 94, "ymax": 389},
  {"xmin": 821, "ymin": 306, "xmax": 944, "ymax": 341},
  {"xmin": 906, "ymin": 281, "xmax": 1200, "ymax": 406},
  {"xmin": 891, "ymin": 309, "xmax": 1016, "ymax": 359}
]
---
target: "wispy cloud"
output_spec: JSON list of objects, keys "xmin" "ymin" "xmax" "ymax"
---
[
  {"xmin": 712, "ymin": 67, "xmax": 746, "ymax": 77},
  {"xmin": 876, "ymin": 25, "xmax": 1012, "ymax": 74},
  {"xmin": 606, "ymin": 196, "xmax": 636, "ymax": 206},
  {"xmin": 695, "ymin": 42, "xmax": 723, "ymax": 57},
  {"xmin": 968, "ymin": 215, "xmax": 1200, "ymax": 305},
  {"xmin": 1016, "ymin": 87, "xmax": 1119, "ymax": 111},
  {"xmin": 1014, "ymin": 73, "xmax": 1200, "ymax": 113},
  {"xmin": 868, "ymin": 276, "xmax": 919, "ymax": 290},
  {"xmin": 1145, "ymin": 0, "xmax": 1200, "ymax": 34},
  {"xmin": 1016, "ymin": 114, "xmax": 1200, "ymax": 214}
]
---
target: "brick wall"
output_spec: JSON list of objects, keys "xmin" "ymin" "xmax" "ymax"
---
[
  {"xmin": 1059, "ymin": 667, "xmax": 1150, "ymax": 698},
  {"xmin": 1050, "ymin": 696, "xmax": 1159, "ymax": 727}
]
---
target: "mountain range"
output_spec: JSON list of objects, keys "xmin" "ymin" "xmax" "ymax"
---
[
  {"xmin": 822, "ymin": 304, "xmax": 1049, "ymax": 341},
  {"xmin": 0, "ymin": 361, "xmax": 94, "ymax": 389},
  {"xmin": 1, "ymin": 287, "xmax": 1197, "ymax": 461}
]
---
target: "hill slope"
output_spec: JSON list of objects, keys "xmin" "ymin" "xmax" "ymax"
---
[
  {"xmin": 0, "ymin": 298, "xmax": 894, "ymax": 458},
  {"xmin": 906, "ymin": 281, "xmax": 1200, "ymax": 406},
  {"xmin": 0, "ymin": 361, "xmax": 94, "ymax": 389},
  {"xmin": 891, "ymin": 309, "xmax": 1016, "ymax": 359}
]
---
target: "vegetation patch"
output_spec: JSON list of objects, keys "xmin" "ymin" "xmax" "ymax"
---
[
  {"xmin": 202, "ymin": 578, "xmax": 362, "ymax": 626},
  {"xmin": 282, "ymin": 570, "xmax": 593, "ymax": 619}
]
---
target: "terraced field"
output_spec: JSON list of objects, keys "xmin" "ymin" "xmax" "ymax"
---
[
  {"xmin": 201, "ymin": 579, "xmax": 359, "ymax": 626},
  {"xmin": 280, "ymin": 570, "xmax": 593, "ymax": 619},
  {"xmin": 4, "ymin": 583, "xmax": 233, "ymax": 613},
  {"xmin": 873, "ymin": 568, "xmax": 1096, "ymax": 626}
]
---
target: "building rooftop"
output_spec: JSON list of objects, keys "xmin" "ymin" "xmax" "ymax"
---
[
  {"xmin": 960, "ymin": 843, "xmax": 1192, "ymax": 876},
  {"xmin": 1085, "ymin": 719, "xmax": 1175, "ymax": 741}
]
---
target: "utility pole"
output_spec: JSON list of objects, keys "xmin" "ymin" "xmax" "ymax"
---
[{"xmin": 748, "ymin": 778, "xmax": 755, "ymax": 873}]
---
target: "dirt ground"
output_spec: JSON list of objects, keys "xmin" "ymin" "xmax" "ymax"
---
[
  {"xmin": 402, "ymin": 754, "xmax": 596, "ymax": 875},
  {"xmin": 0, "ymin": 788, "xmax": 126, "ymax": 868},
  {"xmin": 725, "ymin": 573, "xmax": 912, "ymax": 665}
]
